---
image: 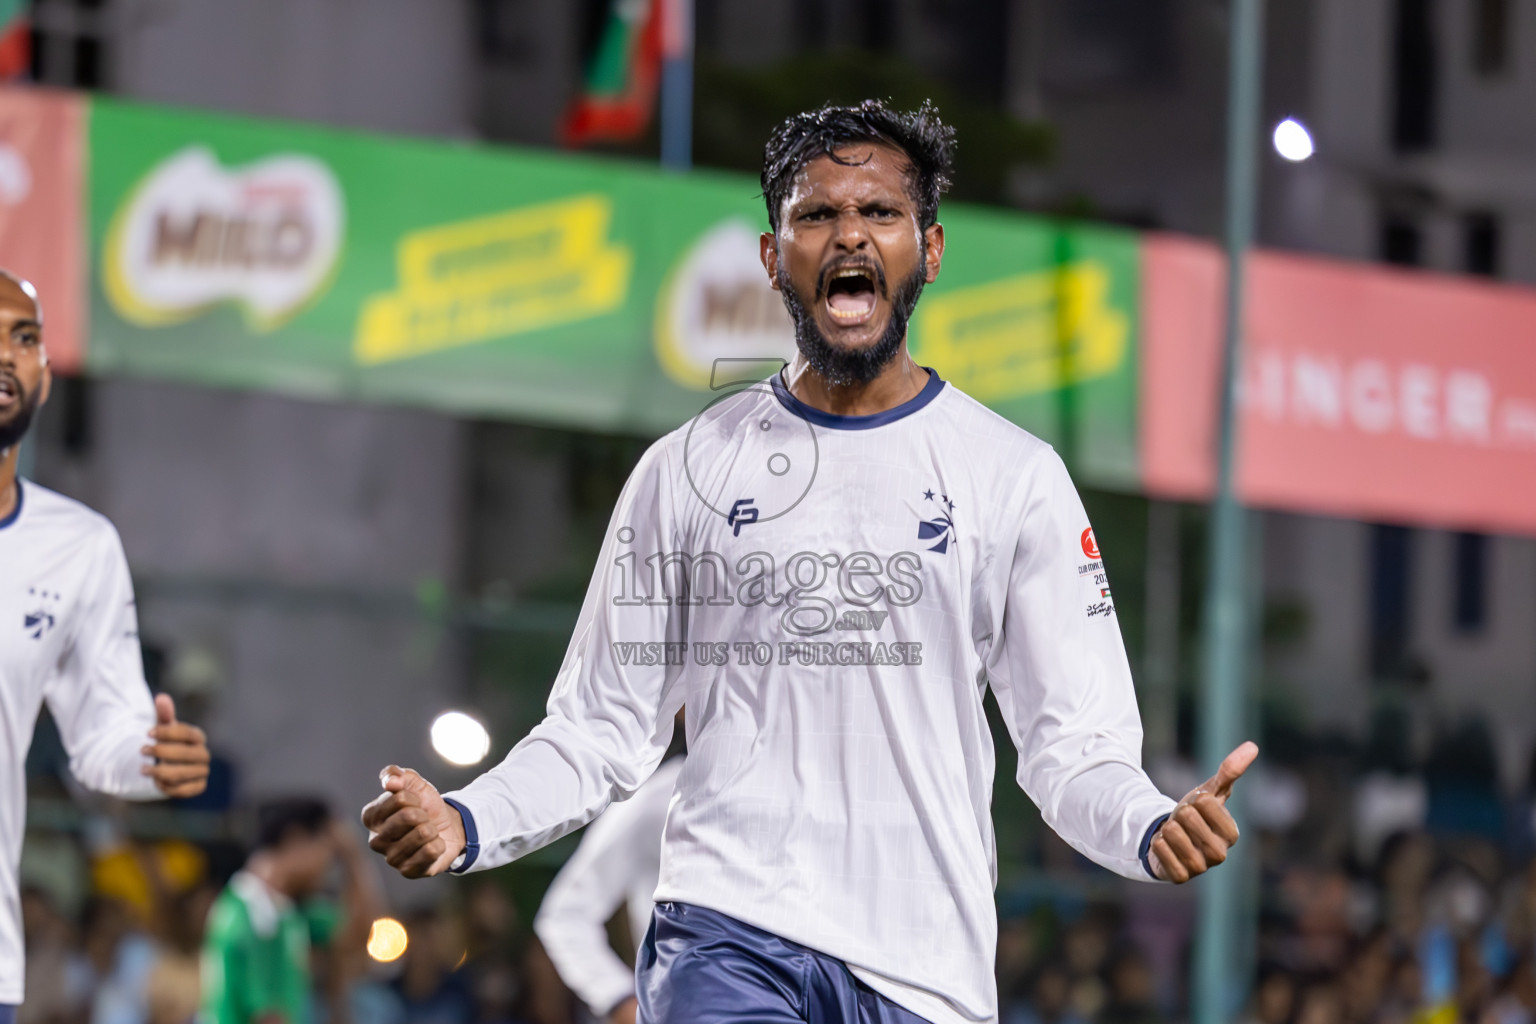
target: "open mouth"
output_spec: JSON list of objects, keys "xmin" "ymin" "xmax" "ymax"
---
[
  {"xmin": 0, "ymin": 377, "xmax": 16, "ymax": 410},
  {"xmin": 823, "ymin": 266, "xmax": 880, "ymax": 327}
]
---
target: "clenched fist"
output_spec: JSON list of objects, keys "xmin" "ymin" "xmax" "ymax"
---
[
  {"xmin": 360, "ymin": 766, "xmax": 466, "ymax": 879},
  {"xmin": 1149, "ymin": 741, "xmax": 1258, "ymax": 884}
]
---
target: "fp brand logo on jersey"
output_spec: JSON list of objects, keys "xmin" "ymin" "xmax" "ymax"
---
[
  {"xmin": 728, "ymin": 499, "xmax": 759, "ymax": 537},
  {"xmin": 1081, "ymin": 527, "xmax": 1100, "ymax": 559}
]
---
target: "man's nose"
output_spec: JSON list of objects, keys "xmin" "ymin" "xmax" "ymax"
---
[{"xmin": 832, "ymin": 210, "xmax": 870, "ymax": 251}]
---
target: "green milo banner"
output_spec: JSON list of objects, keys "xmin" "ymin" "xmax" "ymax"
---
[{"xmin": 88, "ymin": 97, "xmax": 1141, "ymax": 487}]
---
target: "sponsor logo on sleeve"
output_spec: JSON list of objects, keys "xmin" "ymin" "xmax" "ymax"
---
[{"xmin": 1077, "ymin": 526, "xmax": 1113, "ymax": 617}]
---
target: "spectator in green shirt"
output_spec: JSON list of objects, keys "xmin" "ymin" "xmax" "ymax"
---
[{"xmin": 200, "ymin": 798, "xmax": 380, "ymax": 1024}]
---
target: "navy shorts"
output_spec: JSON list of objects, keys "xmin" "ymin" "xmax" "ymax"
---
[
  {"xmin": 636, "ymin": 902, "xmax": 931, "ymax": 1024},
  {"xmin": 0, "ymin": 1005, "xmax": 13, "ymax": 1024}
]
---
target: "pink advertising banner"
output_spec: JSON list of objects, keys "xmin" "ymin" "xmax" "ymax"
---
[
  {"xmin": 0, "ymin": 87, "xmax": 86, "ymax": 373},
  {"xmin": 1141, "ymin": 234, "xmax": 1536, "ymax": 536}
]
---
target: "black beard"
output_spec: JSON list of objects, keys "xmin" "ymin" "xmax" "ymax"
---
[
  {"xmin": 0, "ymin": 385, "xmax": 38, "ymax": 453},
  {"xmin": 777, "ymin": 252, "xmax": 928, "ymax": 388}
]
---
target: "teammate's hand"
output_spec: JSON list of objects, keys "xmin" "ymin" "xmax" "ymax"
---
[
  {"xmin": 1149, "ymin": 741, "xmax": 1258, "ymax": 884},
  {"xmin": 141, "ymin": 694, "xmax": 211, "ymax": 799},
  {"xmin": 360, "ymin": 766, "xmax": 466, "ymax": 879},
  {"xmin": 609, "ymin": 996, "xmax": 638, "ymax": 1024}
]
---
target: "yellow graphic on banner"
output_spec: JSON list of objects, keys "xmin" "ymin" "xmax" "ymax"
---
[
  {"xmin": 354, "ymin": 194, "xmax": 632, "ymax": 365},
  {"xmin": 911, "ymin": 261, "xmax": 1127, "ymax": 402}
]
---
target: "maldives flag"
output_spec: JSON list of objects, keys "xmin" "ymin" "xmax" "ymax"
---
[
  {"xmin": 562, "ymin": 0, "xmax": 688, "ymax": 147},
  {"xmin": 0, "ymin": 0, "xmax": 28, "ymax": 80}
]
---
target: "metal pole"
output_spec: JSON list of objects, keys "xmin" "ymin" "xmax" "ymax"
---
[
  {"xmin": 1142, "ymin": 500, "xmax": 1181, "ymax": 763},
  {"xmin": 1193, "ymin": 1, "xmax": 1264, "ymax": 1024},
  {"xmin": 659, "ymin": 0, "xmax": 693, "ymax": 171}
]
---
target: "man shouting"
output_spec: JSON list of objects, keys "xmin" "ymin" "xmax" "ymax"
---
[{"xmin": 365, "ymin": 101, "xmax": 1254, "ymax": 1024}]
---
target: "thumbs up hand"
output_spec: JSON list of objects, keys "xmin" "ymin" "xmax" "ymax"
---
[
  {"xmin": 360, "ymin": 766, "xmax": 466, "ymax": 879},
  {"xmin": 1148, "ymin": 741, "xmax": 1258, "ymax": 884},
  {"xmin": 140, "ymin": 694, "xmax": 211, "ymax": 798}
]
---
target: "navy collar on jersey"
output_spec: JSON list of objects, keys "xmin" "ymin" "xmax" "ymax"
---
[
  {"xmin": 771, "ymin": 366, "xmax": 945, "ymax": 430},
  {"xmin": 0, "ymin": 478, "xmax": 22, "ymax": 531}
]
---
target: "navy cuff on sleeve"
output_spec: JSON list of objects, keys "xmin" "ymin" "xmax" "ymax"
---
[
  {"xmin": 1139, "ymin": 813, "xmax": 1172, "ymax": 880},
  {"xmin": 442, "ymin": 797, "xmax": 480, "ymax": 874}
]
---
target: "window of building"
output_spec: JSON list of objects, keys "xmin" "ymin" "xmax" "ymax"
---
[
  {"xmin": 1041, "ymin": 0, "xmax": 1175, "ymax": 92},
  {"xmin": 1472, "ymin": 0, "xmax": 1511, "ymax": 77},
  {"xmin": 1392, "ymin": 0, "xmax": 1437, "ymax": 152},
  {"xmin": 473, "ymin": 0, "xmax": 532, "ymax": 64},
  {"xmin": 29, "ymin": 0, "xmax": 108, "ymax": 89},
  {"xmin": 1463, "ymin": 212, "xmax": 1501, "ymax": 277},
  {"xmin": 1370, "ymin": 525, "xmax": 1415, "ymax": 677},
  {"xmin": 1380, "ymin": 214, "xmax": 1423, "ymax": 267},
  {"xmin": 1452, "ymin": 532, "xmax": 1488, "ymax": 634}
]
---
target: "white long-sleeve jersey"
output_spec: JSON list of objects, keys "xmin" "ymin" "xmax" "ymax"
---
[
  {"xmin": 0, "ymin": 481, "xmax": 161, "ymax": 1004},
  {"xmin": 445, "ymin": 372, "xmax": 1176, "ymax": 1024},
  {"xmin": 533, "ymin": 755, "xmax": 682, "ymax": 1017}
]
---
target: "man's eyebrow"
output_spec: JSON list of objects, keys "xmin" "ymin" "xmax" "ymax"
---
[{"xmin": 9, "ymin": 319, "xmax": 40, "ymax": 332}]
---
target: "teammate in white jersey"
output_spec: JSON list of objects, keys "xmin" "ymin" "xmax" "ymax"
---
[
  {"xmin": 363, "ymin": 102, "xmax": 1257, "ymax": 1024},
  {"xmin": 0, "ymin": 271, "xmax": 211, "ymax": 1020},
  {"xmin": 534, "ymin": 755, "xmax": 682, "ymax": 1024}
]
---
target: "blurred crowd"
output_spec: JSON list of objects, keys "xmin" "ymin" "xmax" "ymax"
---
[
  {"xmin": 996, "ymin": 713, "xmax": 1536, "ymax": 1024},
  {"xmin": 16, "ymin": 808, "xmax": 572, "ymax": 1024},
  {"xmin": 20, "ymin": 713, "xmax": 1536, "ymax": 1024},
  {"xmin": 994, "ymin": 833, "xmax": 1536, "ymax": 1024}
]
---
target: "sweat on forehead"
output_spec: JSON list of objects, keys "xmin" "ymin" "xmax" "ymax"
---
[
  {"xmin": 780, "ymin": 145, "xmax": 914, "ymax": 203},
  {"xmin": 760, "ymin": 99, "xmax": 956, "ymax": 233}
]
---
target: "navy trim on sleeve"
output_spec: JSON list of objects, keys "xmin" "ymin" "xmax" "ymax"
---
[
  {"xmin": 0, "ymin": 478, "xmax": 22, "ymax": 531},
  {"xmin": 442, "ymin": 797, "xmax": 480, "ymax": 874},
  {"xmin": 771, "ymin": 367, "xmax": 945, "ymax": 429},
  {"xmin": 1139, "ymin": 813, "xmax": 1172, "ymax": 880}
]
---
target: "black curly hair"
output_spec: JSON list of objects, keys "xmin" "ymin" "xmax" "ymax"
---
[
  {"xmin": 255, "ymin": 796, "xmax": 331, "ymax": 851},
  {"xmin": 760, "ymin": 99, "xmax": 956, "ymax": 233}
]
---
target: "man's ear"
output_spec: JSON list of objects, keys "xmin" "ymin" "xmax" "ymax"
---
[
  {"xmin": 37, "ymin": 361, "xmax": 51, "ymax": 408},
  {"xmin": 923, "ymin": 223, "xmax": 945, "ymax": 284},
  {"xmin": 760, "ymin": 232, "xmax": 781, "ymax": 292}
]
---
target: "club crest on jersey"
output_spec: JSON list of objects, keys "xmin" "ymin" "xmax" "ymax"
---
[
  {"xmin": 918, "ymin": 488, "xmax": 956, "ymax": 554},
  {"xmin": 23, "ymin": 587, "xmax": 60, "ymax": 640},
  {"xmin": 727, "ymin": 499, "xmax": 759, "ymax": 537}
]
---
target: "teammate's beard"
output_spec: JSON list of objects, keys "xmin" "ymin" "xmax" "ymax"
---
[
  {"xmin": 0, "ymin": 378, "xmax": 39, "ymax": 453},
  {"xmin": 777, "ymin": 246, "xmax": 928, "ymax": 388}
]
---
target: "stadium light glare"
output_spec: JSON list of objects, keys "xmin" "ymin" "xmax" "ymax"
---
[
  {"xmin": 367, "ymin": 917, "xmax": 409, "ymax": 963},
  {"xmin": 1273, "ymin": 118, "xmax": 1314, "ymax": 162},
  {"xmin": 431, "ymin": 710, "xmax": 491, "ymax": 766}
]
